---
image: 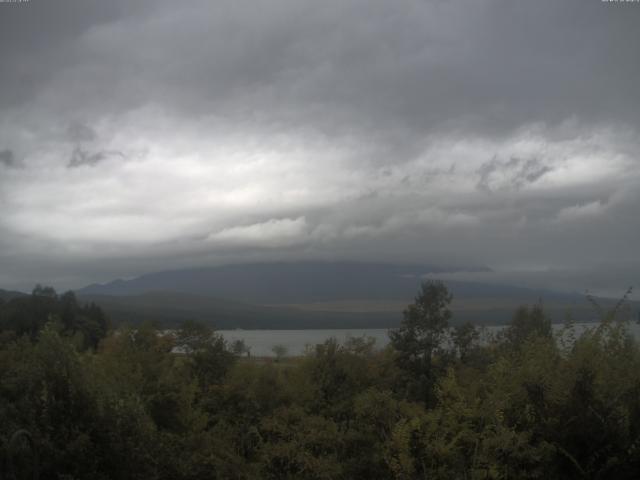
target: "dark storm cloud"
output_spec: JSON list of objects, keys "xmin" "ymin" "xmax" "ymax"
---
[
  {"xmin": 0, "ymin": 149, "xmax": 21, "ymax": 168},
  {"xmin": 67, "ymin": 123, "xmax": 97, "ymax": 143},
  {"xmin": 476, "ymin": 157, "xmax": 553, "ymax": 193},
  {"xmin": 0, "ymin": 0, "xmax": 639, "ymax": 294},
  {"xmin": 4, "ymin": 0, "xmax": 638, "ymax": 135},
  {"xmin": 0, "ymin": 0, "xmax": 124, "ymax": 110},
  {"xmin": 68, "ymin": 148, "xmax": 125, "ymax": 168}
]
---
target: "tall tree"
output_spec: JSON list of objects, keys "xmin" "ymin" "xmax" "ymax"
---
[
  {"xmin": 502, "ymin": 303, "xmax": 552, "ymax": 350},
  {"xmin": 389, "ymin": 280, "xmax": 452, "ymax": 405}
]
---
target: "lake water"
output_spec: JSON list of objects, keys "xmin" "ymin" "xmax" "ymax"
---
[{"xmin": 218, "ymin": 322, "xmax": 640, "ymax": 357}]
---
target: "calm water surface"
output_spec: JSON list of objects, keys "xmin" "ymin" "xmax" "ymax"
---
[{"xmin": 219, "ymin": 322, "xmax": 640, "ymax": 357}]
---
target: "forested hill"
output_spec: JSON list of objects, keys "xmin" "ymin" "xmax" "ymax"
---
[{"xmin": 0, "ymin": 288, "xmax": 27, "ymax": 301}]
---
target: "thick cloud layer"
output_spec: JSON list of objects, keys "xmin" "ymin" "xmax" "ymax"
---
[{"xmin": 0, "ymin": 0, "xmax": 639, "ymax": 294}]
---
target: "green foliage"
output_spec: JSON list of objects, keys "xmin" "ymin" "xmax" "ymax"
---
[
  {"xmin": 271, "ymin": 344, "xmax": 288, "ymax": 362},
  {"xmin": 176, "ymin": 320, "xmax": 236, "ymax": 389},
  {"xmin": 2, "ymin": 283, "xmax": 640, "ymax": 479},
  {"xmin": 501, "ymin": 303, "xmax": 552, "ymax": 350},
  {"xmin": 259, "ymin": 406, "xmax": 343, "ymax": 480},
  {"xmin": 231, "ymin": 339, "xmax": 251, "ymax": 357},
  {"xmin": 389, "ymin": 280, "xmax": 453, "ymax": 404},
  {"xmin": 0, "ymin": 324, "xmax": 158, "ymax": 479},
  {"xmin": 0, "ymin": 286, "xmax": 108, "ymax": 349},
  {"xmin": 452, "ymin": 321, "xmax": 480, "ymax": 362}
]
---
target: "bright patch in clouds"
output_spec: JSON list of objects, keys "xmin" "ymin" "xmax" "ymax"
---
[
  {"xmin": 1, "ymin": 112, "xmax": 634, "ymax": 253},
  {"xmin": 556, "ymin": 201, "xmax": 605, "ymax": 222}
]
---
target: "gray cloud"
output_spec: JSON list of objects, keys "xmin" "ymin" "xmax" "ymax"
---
[
  {"xmin": 476, "ymin": 157, "xmax": 553, "ymax": 193},
  {"xmin": 0, "ymin": 0, "xmax": 639, "ymax": 295},
  {"xmin": 0, "ymin": 149, "xmax": 21, "ymax": 168},
  {"xmin": 68, "ymin": 148, "xmax": 125, "ymax": 168},
  {"xmin": 67, "ymin": 122, "xmax": 97, "ymax": 143}
]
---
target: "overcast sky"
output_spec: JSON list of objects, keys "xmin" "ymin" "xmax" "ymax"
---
[{"xmin": 0, "ymin": 0, "xmax": 639, "ymax": 295}]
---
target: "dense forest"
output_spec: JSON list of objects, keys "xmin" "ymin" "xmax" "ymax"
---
[{"xmin": 1, "ymin": 282, "xmax": 639, "ymax": 479}]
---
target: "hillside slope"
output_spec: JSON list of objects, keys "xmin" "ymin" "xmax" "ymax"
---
[
  {"xmin": 74, "ymin": 261, "xmax": 639, "ymax": 328},
  {"xmin": 0, "ymin": 289, "xmax": 27, "ymax": 301},
  {"xmin": 78, "ymin": 291, "xmax": 399, "ymax": 329},
  {"xmin": 78, "ymin": 261, "xmax": 576, "ymax": 304}
]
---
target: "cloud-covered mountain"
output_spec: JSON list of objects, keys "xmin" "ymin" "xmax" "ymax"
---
[
  {"xmin": 78, "ymin": 261, "xmax": 499, "ymax": 303},
  {"xmin": 76, "ymin": 262, "xmax": 637, "ymax": 328},
  {"xmin": 0, "ymin": 289, "xmax": 27, "ymax": 302},
  {"xmin": 77, "ymin": 260, "xmax": 596, "ymax": 306}
]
